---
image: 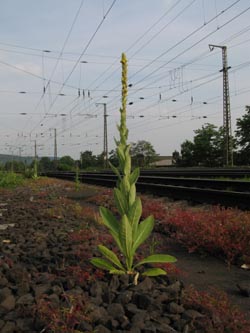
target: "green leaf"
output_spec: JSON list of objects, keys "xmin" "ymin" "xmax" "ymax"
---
[
  {"xmin": 117, "ymin": 145, "xmax": 125, "ymax": 161},
  {"xmin": 132, "ymin": 215, "xmax": 154, "ymax": 253},
  {"xmin": 124, "ymin": 148, "xmax": 131, "ymax": 176},
  {"xmin": 142, "ymin": 268, "xmax": 167, "ymax": 276},
  {"xmin": 109, "ymin": 229, "xmax": 124, "ymax": 254},
  {"xmin": 90, "ymin": 258, "xmax": 116, "ymax": 271},
  {"xmin": 114, "ymin": 137, "xmax": 119, "ymax": 146},
  {"xmin": 119, "ymin": 215, "xmax": 132, "ymax": 260},
  {"xmin": 130, "ymin": 167, "xmax": 140, "ymax": 185},
  {"xmin": 114, "ymin": 188, "xmax": 128, "ymax": 215},
  {"xmin": 110, "ymin": 269, "xmax": 126, "ymax": 275},
  {"xmin": 98, "ymin": 245, "xmax": 125, "ymax": 271},
  {"xmin": 135, "ymin": 254, "xmax": 177, "ymax": 268},
  {"xmin": 129, "ymin": 184, "xmax": 136, "ymax": 206},
  {"xmin": 109, "ymin": 162, "xmax": 121, "ymax": 180},
  {"xmin": 121, "ymin": 176, "xmax": 130, "ymax": 194},
  {"xmin": 100, "ymin": 207, "xmax": 119, "ymax": 234},
  {"xmin": 128, "ymin": 197, "xmax": 142, "ymax": 235}
]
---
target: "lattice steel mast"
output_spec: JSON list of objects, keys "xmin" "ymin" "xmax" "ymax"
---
[{"xmin": 209, "ymin": 44, "xmax": 233, "ymax": 166}]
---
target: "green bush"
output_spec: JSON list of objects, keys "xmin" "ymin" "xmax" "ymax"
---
[{"xmin": 0, "ymin": 171, "xmax": 24, "ymax": 188}]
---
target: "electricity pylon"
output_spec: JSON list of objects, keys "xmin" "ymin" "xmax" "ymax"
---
[{"xmin": 209, "ymin": 44, "xmax": 233, "ymax": 167}]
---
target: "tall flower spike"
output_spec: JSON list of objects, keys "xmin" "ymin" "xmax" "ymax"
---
[
  {"xmin": 120, "ymin": 53, "xmax": 128, "ymax": 145},
  {"xmin": 91, "ymin": 53, "xmax": 176, "ymax": 282}
]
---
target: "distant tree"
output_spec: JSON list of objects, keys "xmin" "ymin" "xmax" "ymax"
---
[
  {"xmin": 130, "ymin": 140, "xmax": 158, "ymax": 167},
  {"xmin": 58, "ymin": 156, "xmax": 75, "ymax": 171},
  {"xmin": 174, "ymin": 123, "xmax": 226, "ymax": 167},
  {"xmin": 172, "ymin": 150, "xmax": 181, "ymax": 166},
  {"xmin": 235, "ymin": 105, "xmax": 250, "ymax": 165},
  {"xmin": 80, "ymin": 150, "xmax": 97, "ymax": 169},
  {"xmin": 39, "ymin": 157, "xmax": 53, "ymax": 172},
  {"xmin": 109, "ymin": 149, "xmax": 119, "ymax": 167},
  {"xmin": 4, "ymin": 160, "xmax": 25, "ymax": 172},
  {"xmin": 96, "ymin": 152, "xmax": 106, "ymax": 168},
  {"xmin": 180, "ymin": 140, "xmax": 195, "ymax": 166},
  {"xmin": 192, "ymin": 124, "xmax": 224, "ymax": 167}
]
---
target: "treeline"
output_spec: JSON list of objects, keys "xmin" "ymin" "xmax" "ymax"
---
[
  {"xmin": 0, "ymin": 140, "xmax": 158, "ymax": 173},
  {"xmin": 172, "ymin": 105, "xmax": 250, "ymax": 167}
]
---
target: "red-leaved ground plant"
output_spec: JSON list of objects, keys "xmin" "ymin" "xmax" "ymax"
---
[{"xmin": 183, "ymin": 286, "xmax": 250, "ymax": 333}]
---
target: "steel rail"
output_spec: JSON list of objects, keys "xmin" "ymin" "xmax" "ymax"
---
[{"xmin": 42, "ymin": 171, "xmax": 250, "ymax": 210}]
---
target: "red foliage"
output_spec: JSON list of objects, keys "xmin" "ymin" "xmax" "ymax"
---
[
  {"xmin": 184, "ymin": 286, "xmax": 250, "ymax": 333},
  {"xmin": 37, "ymin": 294, "xmax": 89, "ymax": 333},
  {"xmin": 165, "ymin": 207, "xmax": 250, "ymax": 264}
]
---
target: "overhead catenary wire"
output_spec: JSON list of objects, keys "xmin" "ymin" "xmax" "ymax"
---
[{"xmin": 28, "ymin": 0, "xmax": 117, "ymax": 135}]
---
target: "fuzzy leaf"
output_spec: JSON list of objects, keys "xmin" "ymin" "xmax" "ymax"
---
[
  {"xmin": 109, "ymin": 162, "xmax": 121, "ymax": 180},
  {"xmin": 119, "ymin": 215, "xmax": 132, "ymax": 259},
  {"xmin": 114, "ymin": 137, "xmax": 119, "ymax": 146},
  {"xmin": 110, "ymin": 269, "xmax": 126, "ymax": 275},
  {"xmin": 142, "ymin": 268, "xmax": 167, "ymax": 276},
  {"xmin": 109, "ymin": 229, "xmax": 124, "ymax": 254},
  {"xmin": 114, "ymin": 188, "xmax": 128, "ymax": 215},
  {"xmin": 124, "ymin": 149, "xmax": 131, "ymax": 176},
  {"xmin": 132, "ymin": 215, "xmax": 154, "ymax": 253},
  {"xmin": 135, "ymin": 254, "xmax": 177, "ymax": 268},
  {"xmin": 121, "ymin": 176, "xmax": 130, "ymax": 194},
  {"xmin": 128, "ymin": 197, "xmax": 142, "ymax": 235},
  {"xmin": 100, "ymin": 207, "xmax": 119, "ymax": 234},
  {"xmin": 90, "ymin": 258, "xmax": 116, "ymax": 271},
  {"xmin": 98, "ymin": 245, "xmax": 125, "ymax": 271},
  {"xmin": 130, "ymin": 167, "xmax": 140, "ymax": 185},
  {"xmin": 117, "ymin": 145, "xmax": 125, "ymax": 161},
  {"xmin": 129, "ymin": 184, "xmax": 136, "ymax": 206}
]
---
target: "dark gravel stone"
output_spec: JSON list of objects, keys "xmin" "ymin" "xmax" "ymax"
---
[
  {"xmin": 182, "ymin": 309, "xmax": 204, "ymax": 321},
  {"xmin": 33, "ymin": 283, "xmax": 51, "ymax": 298},
  {"xmin": 168, "ymin": 302, "xmax": 185, "ymax": 314},
  {"xmin": 16, "ymin": 318, "xmax": 34, "ymax": 331},
  {"xmin": 107, "ymin": 302, "xmax": 125, "ymax": 320},
  {"xmin": 134, "ymin": 293, "xmax": 152, "ymax": 310},
  {"xmin": 16, "ymin": 293, "xmax": 34, "ymax": 306},
  {"xmin": 95, "ymin": 324, "xmax": 112, "ymax": 333},
  {"xmin": 1, "ymin": 321, "xmax": 16, "ymax": 333},
  {"xmin": 0, "ymin": 294, "xmax": 15, "ymax": 312},
  {"xmin": 237, "ymin": 281, "xmax": 250, "ymax": 297},
  {"xmin": 89, "ymin": 306, "xmax": 109, "ymax": 325}
]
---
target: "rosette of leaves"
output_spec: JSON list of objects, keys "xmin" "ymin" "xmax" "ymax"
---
[{"xmin": 91, "ymin": 53, "xmax": 176, "ymax": 283}]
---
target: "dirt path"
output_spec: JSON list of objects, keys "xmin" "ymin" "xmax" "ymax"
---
[{"xmin": 159, "ymin": 237, "xmax": 250, "ymax": 313}]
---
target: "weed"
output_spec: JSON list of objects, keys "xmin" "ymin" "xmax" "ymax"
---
[{"xmin": 91, "ymin": 53, "xmax": 176, "ymax": 282}]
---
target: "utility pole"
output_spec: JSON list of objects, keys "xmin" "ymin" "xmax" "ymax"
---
[
  {"xmin": 54, "ymin": 128, "xmax": 57, "ymax": 162},
  {"xmin": 209, "ymin": 44, "xmax": 233, "ymax": 167},
  {"xmin": 96, "ymin": 103, "xmax": 108, "ymax": 168},
  {"xmin": 33, "ymin": 140, "xmax": 38, "ymax": 178}
]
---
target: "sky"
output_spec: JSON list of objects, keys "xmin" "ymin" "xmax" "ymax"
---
[{"xmin": 0, "ymin": 0, "xmax": 250, "ymax": 159}]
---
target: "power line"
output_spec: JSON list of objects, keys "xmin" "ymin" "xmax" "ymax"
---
[{"xmin": 29, "ymin": 0, "xmax": 117, "ymax": 134}]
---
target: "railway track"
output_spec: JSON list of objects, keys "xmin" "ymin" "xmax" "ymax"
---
[{"xmin": 43, "ymin": 171, "xmax": 250, "ymax": 210}]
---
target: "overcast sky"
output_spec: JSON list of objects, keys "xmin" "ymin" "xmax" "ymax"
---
[{"xmin": 0, "ymin": 0, "xmax": 249, "ymax": 159}]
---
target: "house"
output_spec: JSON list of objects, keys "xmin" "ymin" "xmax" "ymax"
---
[{"xmin": 150, "ymin": 156, "xmax": 173, "ymax": 167}]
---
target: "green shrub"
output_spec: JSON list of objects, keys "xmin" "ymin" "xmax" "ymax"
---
[{"xmin": 0, "ymin": 171, "xmax": 24, "ymax": 188}]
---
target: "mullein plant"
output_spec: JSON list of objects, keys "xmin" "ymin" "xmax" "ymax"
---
[
  {"xmin": 91, "ymin": 53, "xmax": 176, "ymax": 284},
  {"xmin": 33, "ymin": 158, "xmax": 38, "ymax": 179}
]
